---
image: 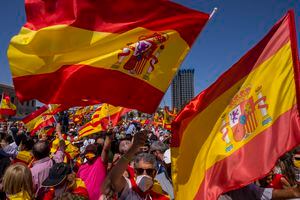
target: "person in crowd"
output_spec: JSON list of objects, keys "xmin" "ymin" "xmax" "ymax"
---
[
  {"xmin": 13, "ymin": 136, "xmax": 34, "ymax": 165},
  {"xmin": 0, "ymin": 135, "xmax": 18, "ymax": 158},
  {"xmin": 52, "ymin": 140, "xmax": 66, "ymax": 164},
  {"xmin": 150, "ymin": 141, "xmax": 174, "ymax": 199},
  {"xmin": 279, "ymin": 154, "xmax": 298, "ymax": 186},
  {"xmin": 30, "ymin": 141, "xmax": 56, "ymax": 194},
  {"xmin": 219, "ymin": 182, "xmax": 300, "ymax": 199},
  {"xmin": 3, "ymin": 163, "xmax": 34, "ymax": 200},
  {"xmin": 80, "ymin": 135, "xmax": 95, "ymax": 154},
  {"xmin": 102, "ymin": 130, "xmax": 170, "ymax": 200},
  {"xmin": 0, "ymin": 156, "xmax": 11, "ymax": 199},
  {"xmin": 262, "ymin": 170, "xmax": 291, "ymax": 189},
  {"xmin": 38, "ymin": 163, "xmax": 89, "ymax": 199},
  {"xmin": 77, "ymin": 130, "xmax": 112, "ymax": 200},
  {"xmin": 292, "ymin": 150, "xmax": 300, "ymax": 184}
]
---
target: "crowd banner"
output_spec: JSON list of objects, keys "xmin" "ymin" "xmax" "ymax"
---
[
  {"xmin": 7, "ymin": 0, "xmax": 209, "ymax": 113},
  {"xmin": 171, "ymin": 10, "xmax": 300, "ymax": 200}
]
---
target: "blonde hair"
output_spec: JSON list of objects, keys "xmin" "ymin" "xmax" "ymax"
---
[{"xmin": 3, "ymin": 163, "xmax": 33, "ymax": 199}]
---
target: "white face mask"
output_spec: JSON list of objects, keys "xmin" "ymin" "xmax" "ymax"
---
[{"xmin": 136, "ymin": 175, "xmax": 154, "ymax": 192}]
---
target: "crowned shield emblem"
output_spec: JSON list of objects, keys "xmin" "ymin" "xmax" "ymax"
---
[{"xmin": 112, "ymin": 32, "xmax": 169, "ymax": 80}]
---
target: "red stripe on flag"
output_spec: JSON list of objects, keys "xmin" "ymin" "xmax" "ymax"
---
[
  {"xmin": 31, "ymin": 117, "xmax": 55, "ymax": 136},
  {"xmin": 171, "ymin": 12, "xmax": 292, "ymax": 148},
  {"xmin": 194, "ymin": 106, "xmax": 300, "ymax": 199},
  {"xmin": 24, "ymin": 0, "xmax": 209, "ymax": 46},
  {"xmin": 13, "ymin": 65, "xmax": 164, "ymax": 114},
  {"xmin": 0, "ymin": 109, "xmax": 16, "ymax": 116},
  {"xmin": 22, "ymin": 105, "xmax": 48, "ymax": 124}
]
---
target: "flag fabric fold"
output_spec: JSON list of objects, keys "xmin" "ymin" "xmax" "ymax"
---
[
  {"xmin": 171, "ymin": 10, "xmax": 300, "ymax": 200},
  {"xmin": 0, "ymin": 93, "xmax": 16, "ymax": 116},
  {"xmin": 8, "ymin": 0, "xmax": 209, "ymax": 113},
  {"xmin": 22, "ymin": 105, "xmax": 58, "ymax": 136},
  {"xmin": 78, "ymin": 104, "xmax": 131, "ymax": 138}
]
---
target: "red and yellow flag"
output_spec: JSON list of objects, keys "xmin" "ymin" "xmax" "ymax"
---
[
  {"xmin": 78, "ymin": 104, "xmax": 131, "ymax": 138},
  {"xmin": 22, "ymin": 105, "xmax": 58, "ymax": 136},
  {"xmin": 0, "ymin": 93, "xmax": 16, "ymax": 116},
  {"xmin": 7, "ymin": 0, "xmax": 209, "ymax": 114},
  {"xmin": 171, "ymin": 11, "xmax": 300, "ymax": 199}
]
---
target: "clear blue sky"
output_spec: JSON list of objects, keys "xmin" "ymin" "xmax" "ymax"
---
[{"xmin": 0, "ymin": 0, "xmax": 299, "ymax": 107}]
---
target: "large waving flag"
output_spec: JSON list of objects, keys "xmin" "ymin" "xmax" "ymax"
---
[
  {"xmin": 171, "ymin": 11, "xmax": 300, "ymax": 199},
  {"xmin": 23, "ymin": 105, "xmax": 58, "ymax": 136},
  {"xmin": 0, "ymin": 93, "xmax": 16, "ymax": 116},
  {"xmin": 78, "ymin": 104, "xmax": 131, "ymax": 138},
  {"xmin": 7, "ymin": 0, "xmax": 209, "ymax": 114}
]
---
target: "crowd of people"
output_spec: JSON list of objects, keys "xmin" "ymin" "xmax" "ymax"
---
[
  {"xmin": 0, "ymin": 109, "xmax": 174, "ymax": 200},
  {"xmin": 0, "ymin": 108, "xmax": 300, "ymax": 200}
]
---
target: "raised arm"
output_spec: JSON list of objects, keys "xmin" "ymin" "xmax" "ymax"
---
[{"xmin": 104, "ymin": 130, "xmax": 148, "ymax": 193}]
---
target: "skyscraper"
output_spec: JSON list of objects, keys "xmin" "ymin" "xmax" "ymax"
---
[{"xmin": 171, "ymin": 69, "xmax": 194, "ymax": 110}]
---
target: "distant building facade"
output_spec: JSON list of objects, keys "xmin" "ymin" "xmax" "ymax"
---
[
  {"xmin": 0, "ymin": 83, "xmax": 36, "ymax": 116},
  {"xmin": 171, "ymin": 69, "xmax": 194, "ymax": 110}
]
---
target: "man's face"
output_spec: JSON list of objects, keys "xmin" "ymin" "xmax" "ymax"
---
[
  {"xmin": 135, "ymin": 160, "xmax": 156, "ymax": 179},
  {"xmin": 0, "ymin": 139, "xmax": 7, "ymax": 148},
  {"xmin": 152, "ymin": 150, "xmax": 164, "ymax": 161},
  {"xmin": 96, "ymin": 138, "xmax": 104, "ymax": 147},
  {"xmin": 119, "ymin": 140, "xmax": 132, "ymax": 154}
]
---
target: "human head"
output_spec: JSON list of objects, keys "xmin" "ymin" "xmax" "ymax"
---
[
  {"xmin": 32, "ymin": 141, "xmax": 50, "ymax": 160},
  {"xmin": 150, "ymin": 141, "xmax": 168, "ymax": 161},
  {"xmin": 84, "ymin": 144, "xmax": 98, "ymax": 164},
  {"xmin": 59, "ymin": 140, "xmax": 66, "ymax": 151},
  {"xmin": 118, "ymin": 139, "xmax": 132, "ymax": 154},
  {"xmin": 134, "ymin": 153, "xmax": 157, "ymax": 179},
  {"xmin": 3, "ymin": 163, "xmax": 33, "ymax": 198},
  {"xmin": 19, "ymin": 136, "xmax": 34, "ymax": 151},
  {"xmin": 95, "ymin": 136, "xmax": 105, "ymax": 147},
  {"xmin": 0, "ymin": 135, "xmax": 13, "ymax": 148},
  {"xmin": 293, "ymin": 150, "xmax": 300, "ymax": 168},
  {"xmin": 42, "ymin": 163, "xmax": 72, "ymax": 189}
]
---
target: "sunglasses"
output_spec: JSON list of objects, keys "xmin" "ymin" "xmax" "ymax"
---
[{"xmin": 135, "ymin": 168, "xmax": 156, "ymax": 176}]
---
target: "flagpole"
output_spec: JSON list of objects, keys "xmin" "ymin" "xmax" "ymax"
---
[
  {"xmin": 0, "ymin": 92, "xmax": 3, "ymax": 107},
  {"xmin": 107, "ymin": 104, "xmax": 111, "ymax": 129},
  {"xmin": 209, "ymin": 7, "xmax": 218, "ymax": 19}
]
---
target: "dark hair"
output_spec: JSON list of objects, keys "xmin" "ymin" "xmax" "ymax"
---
[
  {"xmin": 22, "ymin": 137, "xmax": 34, "ymax": 151},
  {"xmin": 134, "ymin": 153, "xmax": 157, "ymax": 169},
  {"xmin": 2, "ymin": 135, "xmax": 13, "ymax": 144},
  {"xmin": 32, "ymin": 141, "xmax": 50, "ymax": 160},
  {"xmin": 0, "ymin": 157, "xmax": 11, "ymax": 179}
]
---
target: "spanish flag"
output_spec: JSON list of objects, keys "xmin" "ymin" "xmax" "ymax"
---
[
  {"xmin": 0, "ymin": 93, "xmax": 16, "ymax": 116},
  {"xmin": 78, "ymin": 104, "xmax": 131, "ymax": 138},
  {"xmin": 22, "ymin": 105, "xmax": 58, "ymax": 136},
  {"xmin": 7, "ymin": 0, "xmax": 209, "ymax": 114},
  {"xmin": 171, "ymin": 11, "xmax": 300, "ymax": 199}
]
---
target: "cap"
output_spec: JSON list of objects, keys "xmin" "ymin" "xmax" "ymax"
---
[{"xmin": 42, "ymin": 163, "xmax": 72, "ymax": 187}]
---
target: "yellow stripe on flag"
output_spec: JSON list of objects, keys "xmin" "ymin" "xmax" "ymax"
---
[
  {"xmin": 9, "ymin": 26, "xmax": 189, "ymax": 92},
  {"xmin": 172, "ymin": 41, "xmax": 296, "ymax": 199}
]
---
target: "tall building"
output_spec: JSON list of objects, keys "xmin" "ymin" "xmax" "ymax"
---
[
  {"xmin": 171, "ymin": 69, "xmax": 194, "ymax": 110},
  {"xmin": 0, "ymin": 83, "xmax": 36, "ymax": 116}
]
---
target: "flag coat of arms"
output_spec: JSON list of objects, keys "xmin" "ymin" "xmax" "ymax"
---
[
  {"xmin": 7, "ymin": 0, "xmax": 209, "ymax": 113},
  {"xmin": 171, "ymin": 11, "xmax": 300, "ymax": 199}
]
